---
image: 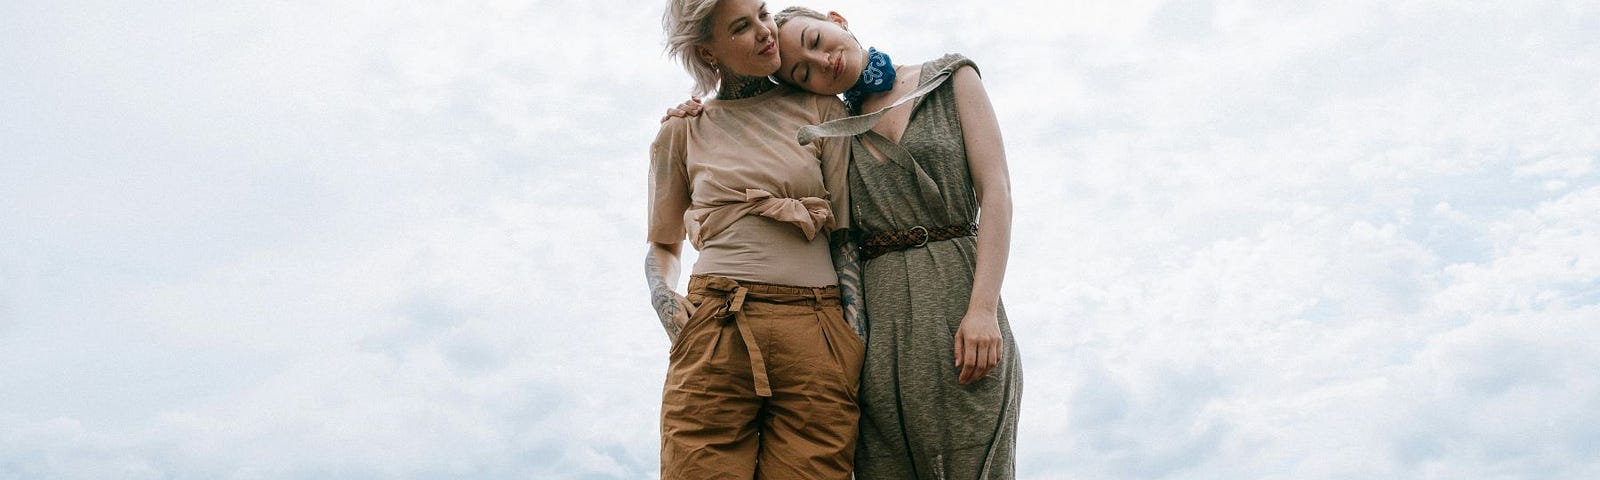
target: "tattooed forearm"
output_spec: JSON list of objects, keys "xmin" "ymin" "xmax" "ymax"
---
[
  {"xmin": 830, "ymin": 231, "xmax": 867, "ymax": 338},
  {"xmin": 645, "ymin": 247, "xmax": 682, "ymax": 341}
]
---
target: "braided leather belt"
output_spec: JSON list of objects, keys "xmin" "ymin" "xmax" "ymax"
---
[{"xmin": 858, "ymin": 222, "xmax": 978, "ymax": 260}]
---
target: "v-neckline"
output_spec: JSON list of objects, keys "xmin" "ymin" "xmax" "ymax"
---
[
  {"xmin": 860, "ymin": 64, "xmax": 929, "ymax": 147},
  {"xmin": 857, "ymin": 65, "xmax": 932, "ymax": 164}
]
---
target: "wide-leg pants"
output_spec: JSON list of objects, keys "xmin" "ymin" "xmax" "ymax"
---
[{"xmin": 661, "ymin": 274, "xmax": 866, "ymax": 480}]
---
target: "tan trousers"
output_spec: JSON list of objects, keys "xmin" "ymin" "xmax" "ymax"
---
[{"xmin": 661, "ymin": 274, "xmax": 865, "ymax": 480}]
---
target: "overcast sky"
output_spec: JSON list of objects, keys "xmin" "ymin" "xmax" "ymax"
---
[{"xmin": 3, "ymin": 0, "xmax": 1598, "ymax": 478}]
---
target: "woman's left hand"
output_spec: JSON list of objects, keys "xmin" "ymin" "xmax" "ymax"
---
[
  {"xmin": 954, "ymin": 310, "xmax": 1003, "ymax": 384},
  {"xmin": 659, "ymin": 97, "xmax": 704, "ymax": 123}
]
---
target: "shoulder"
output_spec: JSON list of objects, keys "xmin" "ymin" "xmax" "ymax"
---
[
  {"xmin": 809, "ymin": 91, "xmax": 848, "ymax": 121},
  {"xmin": 765, "ymin": 84, "xmax": 847, "ymax": 122},
  {"xmin": 929, "ymin": 53, "xmax": 980, "ymax": 79},
  {"xmin": 654, "ymin": 115, "xmax": 689, "ymax": 141},
  {"xmin": 950, "ymin": 63, "xmax": 985, "ymax": 94},
  {"xmin": 923, "ymin": 53, "xmax": 984, "ymax": 100},
  {"xmin": 652, "ymin": 115, "xmax": 690, "ymax": 158}
]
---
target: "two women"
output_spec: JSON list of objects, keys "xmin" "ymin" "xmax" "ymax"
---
[{"xmin": 649, "ymin": 1, "xmax": 1021, "ymax": 478}]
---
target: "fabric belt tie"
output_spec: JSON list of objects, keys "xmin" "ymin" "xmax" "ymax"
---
[
  {"xmin": 859, "ymin": 222, "xmax": 978, "ymax": 260},
  {"xmin": 703, "ymin": 277, "xmax": 772, "ymax": 398}
]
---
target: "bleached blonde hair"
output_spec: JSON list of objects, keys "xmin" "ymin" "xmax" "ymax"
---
[
  {"xmin": 774, "ymin": 5, "xmax": 827, "ymax": 28},
  {"xmin": 662, "ymin": 0, "xmax": 723, "ymax": 96}
]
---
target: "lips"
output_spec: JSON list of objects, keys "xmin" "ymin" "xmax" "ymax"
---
[{"xmin": 759, "ymin": 42, "xmax": 776, "ymax": 56}]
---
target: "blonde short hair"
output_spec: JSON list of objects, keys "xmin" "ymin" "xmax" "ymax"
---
[
  {"xmin": 662, "ymin": 0, "xmax": 723, "ymax": 96},
  {"xmin": 774, "ymin": 6, "xmax": 827, "ymax": 28}
]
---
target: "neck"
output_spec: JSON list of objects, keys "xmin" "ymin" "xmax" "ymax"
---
[{"xmin": 717, "ymin": 73, "xmax": 776, "ymax": 100}]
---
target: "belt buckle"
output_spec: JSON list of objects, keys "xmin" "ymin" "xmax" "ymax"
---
[{"xmin": 909, "ymin": 225, "xmax": 929, "ymax": 248}]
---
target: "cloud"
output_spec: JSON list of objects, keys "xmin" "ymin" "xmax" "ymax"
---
[{"xmin": 2, "ymin": 0, "xmax": 1597, "ymax": 479}]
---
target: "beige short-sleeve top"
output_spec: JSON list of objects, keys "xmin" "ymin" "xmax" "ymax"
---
[{"xmin": 648, "ymin": 84, "xmax": 850, "ymax": 287}]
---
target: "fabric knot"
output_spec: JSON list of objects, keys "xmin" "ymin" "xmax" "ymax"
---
[
  {"xmin": 742, "ymin": 189, "xmax": 836, "ymax": 241},
  {"xmin": 686, "ymin": 189, "xmax": 838, "ymax": 249}
]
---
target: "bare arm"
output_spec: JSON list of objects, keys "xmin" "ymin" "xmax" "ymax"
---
[
  {"xmin": 951, "ymin": 65, "xmax": 1014, "ymax": 384},
  {"xmin": 646, "ymin": 117, "xmax": 694, "ymax": 342},
  {"xmin": 829, "ymin": 230, "xmax": 867, "ymax": 337},
  {"xmin": 645, "ymin": 241, "xmax": 693, "ymax": 342}
]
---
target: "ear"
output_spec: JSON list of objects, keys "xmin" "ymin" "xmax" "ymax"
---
[
  {"xmin": 828, "ymin": 11, "xmax": 848, "ymax": 30},
  {"xmin": 695, "ymin": 44, "xmax": 717, "ymax": 68}
]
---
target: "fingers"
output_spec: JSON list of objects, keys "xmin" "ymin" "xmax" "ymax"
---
[
  {"xmin": 680, "ymin": 99, "xmax": 703, "ymax": 115},
  {"xmin": 671, "ymin": 295, "xmax": 695, "ymax": 330},
  {"xmin": 976, "ymin": 342, "xmax": 997, "ymax": 381},
  {"xmin": 953, "ymin": 329, "xmax": 965, "ymax": 368},
  {"xmin": 953, "ymin": 330, "xmax": 970, "ymax": 384},
  {"xmin": 989, "ymin": 341, "xmax": 1002, "ymax": 375},
  {"xmin": 965, "ymin": 341, "xmax": 986, "ymax": 384},
  {"xmin": 677, "ymin": 295, "xmax": 697, "ymax": 317},
  {"xmin": 956, "ymin": 335, "xmax": 1003, "ymax": 384},
  {"xmin": 961, "ymin": 335, "xmax": 980, "ymax": 384},
  {"xmin": 672, "ymin": 307, "xmax": 690, "ymax": 329},
  {"xmin": 659, "ymin": 104, "xmax": 705, "ymax": 123}
]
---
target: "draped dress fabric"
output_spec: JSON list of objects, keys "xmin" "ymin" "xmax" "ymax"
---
[{"xmin": 801, "ymin": 54, "xmax": 1022, "ymax": 479}]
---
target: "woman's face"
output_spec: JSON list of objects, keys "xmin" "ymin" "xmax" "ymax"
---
[
  {"xmin": 775, "ymin": 13, "xmax": 864, "ymax": 95},
  {"xmin": 698, "ymin": 0, "xmax": 780, "ymax": 78}
]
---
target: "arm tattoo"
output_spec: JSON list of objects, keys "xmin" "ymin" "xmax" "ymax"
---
[
  {"xmin": 830, "ymin": 231, "xmax": 867, "ymax": 338},
  {"xmin": 645, "ymin": 253, "xmax": 682, "ymax": 341}
]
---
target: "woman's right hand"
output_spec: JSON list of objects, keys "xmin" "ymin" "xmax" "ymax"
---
[
  {"xmin": 659, "ymin": 97, "xmax": 704, "ymax": 123},
  {"xmin": 667, "ymin": 293, "xmax": 696, "ymax": 339}
]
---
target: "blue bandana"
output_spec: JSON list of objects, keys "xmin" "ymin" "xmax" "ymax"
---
[{"xmin": 843, "ymin": 47, "xmax": 895, "ymax": 112}]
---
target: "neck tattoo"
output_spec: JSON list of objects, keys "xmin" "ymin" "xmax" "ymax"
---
[{"xmin": 718, "ymin": 73, "xmax": 776, "ymax": 100}]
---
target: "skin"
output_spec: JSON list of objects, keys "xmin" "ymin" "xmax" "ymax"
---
[{"xmin": 667, "ymin": 12, "xmax": 1015, "ymax": 384}]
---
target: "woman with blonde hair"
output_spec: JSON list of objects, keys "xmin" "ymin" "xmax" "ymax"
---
[{"xmin": 645, "ymin": 0, "xmax": 866, "ymax": 478}]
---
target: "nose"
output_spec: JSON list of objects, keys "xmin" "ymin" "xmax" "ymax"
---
[
  {"xmin": 811, "ymin": 50, "xmax": 830, "ymax": 74},
  {"xmin": 754, "ymin": 21, "xmax": 772, "ymax": 42}
]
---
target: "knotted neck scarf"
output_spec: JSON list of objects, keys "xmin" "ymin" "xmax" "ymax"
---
[{"xmin": 843, "ymin": 47, "xmax": 895, "ymax": 113}]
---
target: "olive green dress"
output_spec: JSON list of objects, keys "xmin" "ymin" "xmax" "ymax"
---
[{"xmin": 801, "ymin": 54, "xmax": 1022, "ymax": 480}]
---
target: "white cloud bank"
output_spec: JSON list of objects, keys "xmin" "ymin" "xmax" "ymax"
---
[{"xmin": 1, "ymin": 0, "xmax": 1596, "ymax": 478}]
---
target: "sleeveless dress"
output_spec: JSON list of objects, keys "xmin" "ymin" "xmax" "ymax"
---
[{"xmin": 801, "ymin": 54, "xmax": 1022, "ymax": 479}]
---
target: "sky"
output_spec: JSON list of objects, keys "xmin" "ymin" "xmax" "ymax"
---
[{"xmin": 2, "ymin": 0, "xmax": 1598, "ymax": 478}]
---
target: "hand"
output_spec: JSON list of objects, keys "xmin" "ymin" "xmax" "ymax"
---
[
  {"xmin": 953, "ymin": 310, "xmax": 1002, "ymax": 384},
  {"xmin": 659, "ymin": 97, "xmax": 704, "ymax": 123},
  {"xmin": 665, "ymin": 293, "xmax": 699, "ymax": 342}
]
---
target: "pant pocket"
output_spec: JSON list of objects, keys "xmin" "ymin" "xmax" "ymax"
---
[
  {"xmin": 821, "ymin": 308, "xmax": 866, "ymax": 398},
  {"xmin": 669, "ymin": 293, "xmax": 720, "ymax": 359}
]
